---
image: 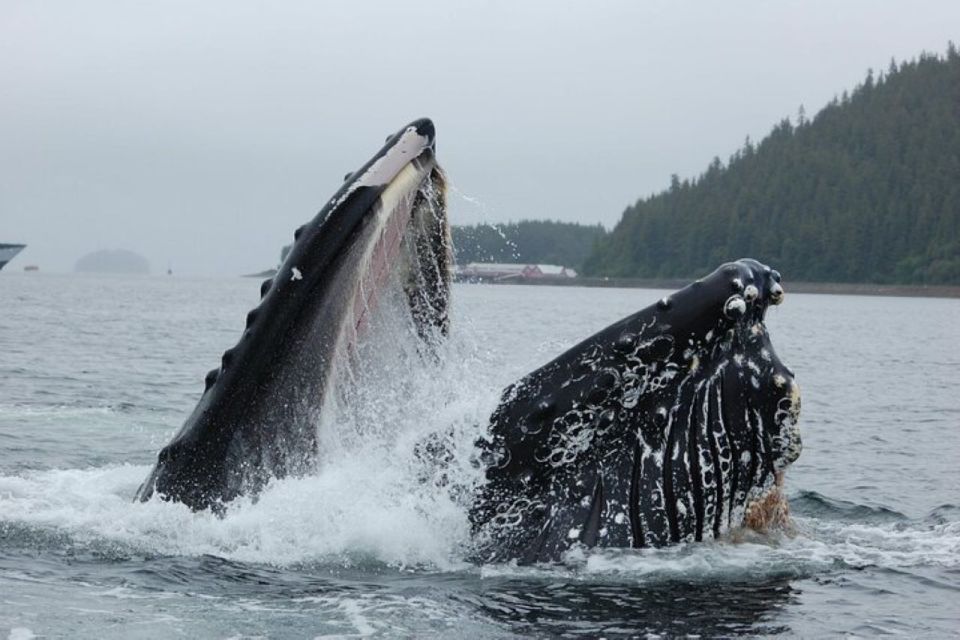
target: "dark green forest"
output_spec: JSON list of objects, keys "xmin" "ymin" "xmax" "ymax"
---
[
  {"xmin": 452, "ymin": 220, "xmax": 606, "ymax": 271},
  {"xmin": 584, "ymin": 46, "xmax": 960, "ymax": 284}
]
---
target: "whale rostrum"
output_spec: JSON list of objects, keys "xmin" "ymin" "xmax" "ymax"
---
[{"xmin": 136, "ymin": 120, "xmax": 801, "ymax": 564}]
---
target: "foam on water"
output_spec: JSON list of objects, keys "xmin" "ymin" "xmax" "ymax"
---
[
  {"xmin": 0, "ymin": 462, "xmax": 464, "ymax": 568},
  {"xmin": 1, "ymin": 460, "xmax": 957, "ymax": 584},
  {"xmin": 474, "ymin": 514, "xmax": 960, "ymax": 584},
  {"xmin": 0, "ymin": 354, "xmax": 494, "ymax": 571},
  {"xmin": 0, "ymin": 281, "xmax": 496, "ymax": 570}
]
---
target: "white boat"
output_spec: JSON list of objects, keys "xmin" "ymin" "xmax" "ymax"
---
[{"xmin": 0, "ymin": 244, "xmax": 26, "ymax": 271}]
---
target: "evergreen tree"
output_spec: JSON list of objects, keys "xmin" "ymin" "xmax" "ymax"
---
[{"xmin": 584, "ymin": 47, "xmax": 960, "ymax": 284}]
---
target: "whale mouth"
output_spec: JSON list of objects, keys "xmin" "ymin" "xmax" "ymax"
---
[
  {"xmin": 136, "ymin": 119, "xmax": 452, "ymax": 511},
  {"xmin": 471, "ymin": 258, "xmax": 805, "ymax": 562}
]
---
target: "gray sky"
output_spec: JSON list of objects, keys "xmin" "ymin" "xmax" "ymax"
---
[{"xmin": 2, "ymin": 1, "xmax": 958, "ymax": 275}]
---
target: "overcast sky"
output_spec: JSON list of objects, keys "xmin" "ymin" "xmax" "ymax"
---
[{"xmin": 2, "ymin": 1, "xmax": 957, "ymax": 275}]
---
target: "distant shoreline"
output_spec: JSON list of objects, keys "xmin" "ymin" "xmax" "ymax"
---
[
  {"xmin": 244, "ymin": 269, "xmax": 959, "ymax": 298},
  {"xmin": 463, "ymin": 276, "xmax": 960, "ymax": 299}
]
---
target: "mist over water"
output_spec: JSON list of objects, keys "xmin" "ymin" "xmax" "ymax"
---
[{"xmin": 1, "ymin": 273, "xmax": 958, "ymax": 637}]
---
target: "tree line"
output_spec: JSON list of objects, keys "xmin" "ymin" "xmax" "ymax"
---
[{"xmin": 583, "ymin": 45, "xmax": 960, "ymax": 284}]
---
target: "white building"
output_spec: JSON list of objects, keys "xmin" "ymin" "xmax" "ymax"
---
[{"xmin": 457, "ymin": 262, "xmax": 578, "ymax": 281}]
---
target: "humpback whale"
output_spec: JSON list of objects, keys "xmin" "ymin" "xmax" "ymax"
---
[
  {"xmin": 469, "ymin": 259, "xmax": 801, "ymax": 562},
  {"xmin": 136, "ymin": 119, "xmax": 451, "ymax": 509},
  {"xmin": 137, "ymin": 119, "xmax": 801, "ymax": 565}
]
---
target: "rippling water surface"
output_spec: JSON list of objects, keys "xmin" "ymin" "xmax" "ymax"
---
[{"xmin": 1, "ymin": 273, "xmax": 958, "ymax": 638}]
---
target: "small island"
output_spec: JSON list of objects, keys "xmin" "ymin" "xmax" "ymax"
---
[{"xmin": 75, "ymin": 249, "xmax": 150, "ymax": 274}]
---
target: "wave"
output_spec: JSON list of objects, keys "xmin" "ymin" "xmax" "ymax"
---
[
  {"xmin": 789, "ymin": 489, "xmax": 908, "ymax": 523},
  {"xmin": 1, "ymin": 461, "xmax": 957, "ymax": 585}
]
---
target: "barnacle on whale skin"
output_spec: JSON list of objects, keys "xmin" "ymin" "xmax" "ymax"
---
[{"xmin": 742, "ymin": 473, "xmax": 793, "ymax": 534}]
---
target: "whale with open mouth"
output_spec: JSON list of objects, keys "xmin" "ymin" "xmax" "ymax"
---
[
  {"xmin": 136, "ymin": 119, "xmax": 801, "ymax": 564},
  {"xmin": 136, "ymin": 119, "xmax": 451, "ymax": 510},
  {"xmin": 469, "ymin": 259, "xmax": 801, "ymax": 562}
]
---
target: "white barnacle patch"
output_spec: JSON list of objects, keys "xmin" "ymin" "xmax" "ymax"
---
[
  {"xmin": 751, "ymin": 323, "xmax": 764, "ymax": 337},
  {"xmin": 535, "ymin": 407, "xmax": 599, "ymax": 469},
  {"xmin": 656, "ymin": 406, "xmax": 668, "ymax": 419},
  {"xmin": 648, "ymin": 372, "xmax": 674, "ymax": 392},
  {"xmin": 770, "ymin": 282, "xmax": 785, "ymax": 305},
  {"xmin": 688, "ymin": 354, "xmax": 700, "ymax": 374},
  {"xmin": 620, "ymin": 367, "xmax": 651, "ymax": 409},
  {"xmin": 743, "ymin": 284, "xmax": 759, "ymax": 302},
  {"xmin": 761, "ymin": 348, "xmax": 772, "ymax": 361},
  {"xmin": 567, "ymin": 526, "xmax": 582, "ymax": 540},
  {"xmin": 705, "ymin": 329, "xmax": 715, "ymax": 343},
  {"xmin": 614, "ymin": 512, "xmax": 627, "ymax": 525},
  {"xmin": 651, "ymin": 481, "xmax": 665, "ymax": 507},
  {"xmin": 732, "ymin": 277, "xmax": 744, "ymax": 292},
  {"xmin": 290, "ymin": 267, "xmax": 303, "ymax": 281},
  {"xmin": 724, "ymin": 295, "xmax": 747, "ymax": 319},
  {"xmin": 733, "ymin": 353, "xmax": 745, "ymax": 367},
  {"xmin": 773, "ymin": 373, "xmax": 787, "ymax": 388},
  {"xmin": 774, "ymin": 383, "xmax": 802, "ymax": 428},
  {"xmin": 489, "ymin": 497, "xmax": 538, "ymax": 530}
]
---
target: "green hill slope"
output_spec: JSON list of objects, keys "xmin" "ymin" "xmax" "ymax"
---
[{"xmin": 585, "ymin": 46, "xmax": 960, "ymax": 284}]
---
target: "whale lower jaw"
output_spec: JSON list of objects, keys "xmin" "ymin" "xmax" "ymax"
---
[{"xmin": 136, "ymin": 119, "xmax": 451, "ymax": 511}]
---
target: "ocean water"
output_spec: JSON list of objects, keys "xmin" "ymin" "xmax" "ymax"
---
[{"xmin": 1, "ymin": 272, "xmax": 958, "ymax": 638}]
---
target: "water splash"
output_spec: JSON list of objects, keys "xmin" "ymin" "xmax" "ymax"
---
[{"xmin": 0, "ymin": 278, "xmax": 958, "ymax": 583}]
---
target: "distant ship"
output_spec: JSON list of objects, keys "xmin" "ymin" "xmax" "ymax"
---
[{"xmin": 0, "ymin": 244, "xmax": 26, "ymax": 271}]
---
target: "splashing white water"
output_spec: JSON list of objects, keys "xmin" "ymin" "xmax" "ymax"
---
[
  {"xmin": 0, "ymin": 278, "xmax": 499, "ymax": 570},
  {"xmin": 0, "ymin": 278, "xmax": 957, "ymax": 581},
  {"xmin": 2, "ymin": 460, "xmax": 956, "ymax": 581}
]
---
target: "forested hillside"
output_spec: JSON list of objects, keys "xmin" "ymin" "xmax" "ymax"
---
[
  {"xmin": 585, "ymin": 46, "xmax": 960, "ymax": 284},
  {"xmin": 452, "ymin": 220, "xmax": 606, "ymax": 271}
]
